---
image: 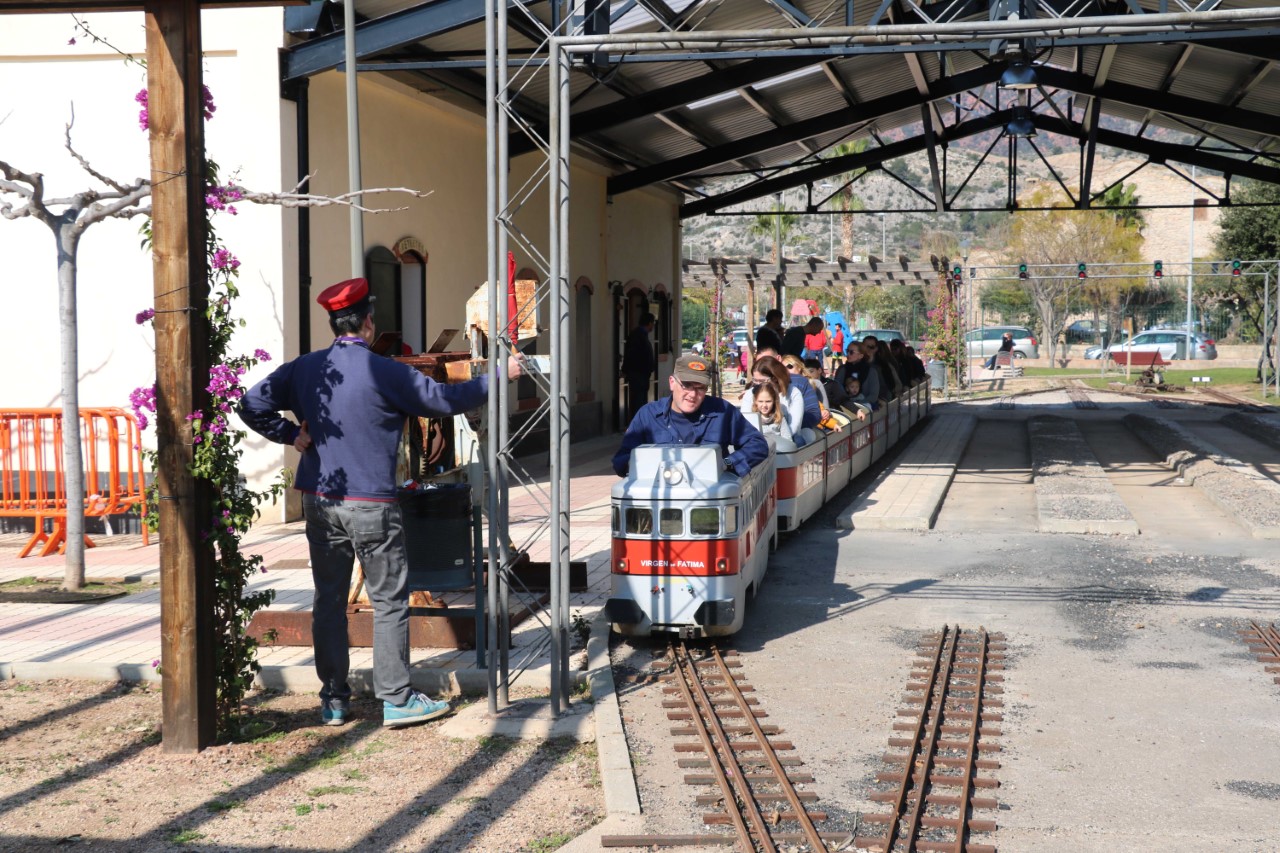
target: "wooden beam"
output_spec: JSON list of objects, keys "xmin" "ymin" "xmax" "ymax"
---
[{"xmin": 146, "ymin": 0, "xmax": 216, "ymax": 754}]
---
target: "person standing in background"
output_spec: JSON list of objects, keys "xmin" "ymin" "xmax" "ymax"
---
[
  {"xmin": 755, "ymin": 309, "xmax": 785, "ymax": 354},
  {"xmin": 621, "ymin": 312, "xmax": 656, "ymax": 424}
]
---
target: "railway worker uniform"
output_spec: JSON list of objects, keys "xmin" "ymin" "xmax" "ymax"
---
[
  {"xmin": 612, "ymin": 354, "xmax": 770, "ymax": 478},
  {"xmin": 237, "ymin": 277, "xmax": 522, "ymax": 730}
]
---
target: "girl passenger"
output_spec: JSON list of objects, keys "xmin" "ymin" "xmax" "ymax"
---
[{"xmin": 751, "ymin": 381, "xmax": 793, "ymax": 441}]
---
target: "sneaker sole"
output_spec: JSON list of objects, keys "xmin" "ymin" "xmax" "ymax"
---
[
  {"xmin": 322, "ymin": 716, "xmax": 347, "ymax": 727},
  {"xmin": 382, "ymin": 705, "xmax": 451, "ymax": 728}
]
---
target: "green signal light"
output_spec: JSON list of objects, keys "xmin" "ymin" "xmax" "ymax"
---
[{"xmin": 1232, "ymin": 259, "xmax": 1242, "ymax": 276}]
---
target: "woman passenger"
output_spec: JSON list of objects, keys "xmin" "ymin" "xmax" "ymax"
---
[{"xmin": 740, "ymin": 355, "xmax": 805, "ymax": 441}]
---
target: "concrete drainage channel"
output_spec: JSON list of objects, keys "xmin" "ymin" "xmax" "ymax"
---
[{"xmin": 1028, "ymin": 416, "xmax": 1140, "ymax": 535}]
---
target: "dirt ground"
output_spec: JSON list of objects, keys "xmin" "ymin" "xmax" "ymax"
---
[{"xmin": 0, "ymin": 679, "xmax": 603, "ymax": 852}]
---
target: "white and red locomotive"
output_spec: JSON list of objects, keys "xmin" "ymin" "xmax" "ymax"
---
[{"xmin": 604, "ymin": 381, "xmax": 931, "ymax": 637}]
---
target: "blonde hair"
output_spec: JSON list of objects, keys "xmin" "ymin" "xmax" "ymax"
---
[
  {"xmin": 781, "ymin": 354, "xmax": 805, "ymax": 373},
  {"xmin": 751, "ymin": 381, "xmax": 783, "ymax": 425}
]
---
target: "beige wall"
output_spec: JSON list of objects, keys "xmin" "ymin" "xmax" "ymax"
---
[{"xmin": 304, "ymin": 70, "xmax": 681, "ymax": 404}]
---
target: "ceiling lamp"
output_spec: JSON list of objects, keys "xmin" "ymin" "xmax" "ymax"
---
[
  {"xmin": 1000, "ymin": 60, "xmax": 1039, "ymax": 90},
  {"xmin": 1006, "ymin": 106, "xmax": 1036, "ymax": 138}
]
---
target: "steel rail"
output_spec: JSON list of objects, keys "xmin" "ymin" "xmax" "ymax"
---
[
  {"xmin": 948, "ymin": 628, "xmax": 991, "ymax": 853},
  {"xmin": 709, "ymin": 644, "xmax": 828, "ymax": 852},
  {"xmin": 1242, "ymin": 621, "xmax": 1280, "ymax": 686},
  {"xmin": 899, "ymin": 626, "xmax": 960, "ymax": 853},
  {"xmin": 673, "ymin": 641, "xmax": 767, "ymax": 852}
]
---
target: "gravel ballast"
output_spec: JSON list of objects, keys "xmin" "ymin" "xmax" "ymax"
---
[{"xmin": 1029, "ymin": 416, "xmax": 1139, "ymax": 535}]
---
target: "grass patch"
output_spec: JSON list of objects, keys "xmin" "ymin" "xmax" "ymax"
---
[
  {"xmin": 207, "ymin": 799, "xmax": 245, "ymax": 813},
  {"xmin": 2, "ymin": 576, "xmax": 39, "ymax": 587},
  {"xmin": 341, "ymin": 768, "xmax": 367, "ymax": 781},
  {"xmin": 171, "ymin": 830, "xmax": 207, "ymax": 845},
  {"xmin": 528, "ymin": 832, "xmax": 574, "ymax": 852},
  {"xmin": 307, "ymin": 785, "xmax": 359, "ymax": 797},
  {"xmin": 294, "ymin": 803, "xmax": 313, "ymax": 816}
]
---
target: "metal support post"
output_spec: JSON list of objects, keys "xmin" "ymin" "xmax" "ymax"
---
[{"xmin": 342, "ymin": 0, "xmax": 364, "ymax": 277}]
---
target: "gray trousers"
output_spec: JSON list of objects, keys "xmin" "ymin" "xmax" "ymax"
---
[{"xmin": 303, "ymin": 493, "xmax": 413, "ymax": 706}]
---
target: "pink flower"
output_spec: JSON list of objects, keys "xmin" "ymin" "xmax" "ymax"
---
[
  {"xmin": 253, "ymin": 349, "xmax": 272, "ymax": 362},
  {"xmin": 135, "ymin": 308, "xmax": 155, "ymax": 324},
  {"xmin": 212, "ymin": 248, "xmax": 240, "ymax": 271},
  {"xmin": 68, "ymin": 37, "xmax": 76, "ymax": 45}
]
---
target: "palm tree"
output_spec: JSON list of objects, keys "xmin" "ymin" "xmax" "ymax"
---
[
  {"xmin": 747, "ymin": 200, "xmax": 800, "ymax": 263},
  {"xmin": 827, "ymin": 138, "xmax": 869, "ymax": 258}
]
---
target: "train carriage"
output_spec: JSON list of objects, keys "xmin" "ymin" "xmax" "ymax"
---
[{"xmin": 606, "ymin": 380, "xmax": 931, "ymax": 637}]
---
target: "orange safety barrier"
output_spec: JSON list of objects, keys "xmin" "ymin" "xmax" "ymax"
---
[{"xmin": 0, "ymin": 408, "xmax": 150, "ymax": 558}]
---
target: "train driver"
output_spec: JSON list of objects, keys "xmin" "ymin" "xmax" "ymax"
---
[{"xmin": 613, "ymin": 354, "xmax": 770, "ymax": 478}]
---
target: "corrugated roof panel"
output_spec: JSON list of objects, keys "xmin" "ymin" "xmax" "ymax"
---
[
  {"xmin": 1170, "ymin": 55, "xmax": 1249, "ymax": 103},
  {"xmin": 1238, "ymin": 72, "xmax": 1280, "ymax": 115},
  {"xmin": 1106, "ymin": 44, "xmax": 1187, "ymax": 90},
  {"xmin": 838, "ymin": 53, "xmax": 918, "ymax": 103}
]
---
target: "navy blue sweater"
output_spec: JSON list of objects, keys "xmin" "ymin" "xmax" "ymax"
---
[
  {"xmin": 238, "ymin": 340, "xmax": 488, "ymax": 500},
  {"xmin": 612, "ymin": 396, "xmax": 770, "ymax": 477}
]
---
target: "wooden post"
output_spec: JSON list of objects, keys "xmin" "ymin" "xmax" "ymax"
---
[{"xmin": 146, "ymin": 0, "xmax": 217, "ymax": 753}]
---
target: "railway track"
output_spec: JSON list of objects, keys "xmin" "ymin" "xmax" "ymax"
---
[
  {"xmin": 856, "ymin": 626, "xmax": 1005, "ymax": 853},
  {"xmin": 1063, "ymin": 385, "xmax": 1098, "ymax": 410},
  {"xmin": 603, "ymin": 642, "xmax": 849, "ymax": 851},
  {"xmin": 1241, "ymin": 621, "xmax": 1280, "ymax": 686},
  {"xmin": 1195, "ymin": 387, "xmax": 1274, "ymax": 413}
]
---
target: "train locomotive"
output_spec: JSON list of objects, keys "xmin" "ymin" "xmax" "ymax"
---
[{"xmin": 605, "ymin": 380, "xmax": 931, "ymax": 637}]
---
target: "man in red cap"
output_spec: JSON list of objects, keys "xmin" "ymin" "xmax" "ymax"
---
[{"xmin": 238, "ymin": 277, "xmax": 524, "ymax": 729}]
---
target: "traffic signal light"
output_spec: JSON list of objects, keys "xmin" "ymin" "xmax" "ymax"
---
[
  {"xmin": 1232, "ymin": 259, "xmax": 1242, "ymax": 277},
  {"xmin": 1077, "ymin": 262, "xmax": 1087, "ymax": 280},
  {"xmin": 952, "ymin": 265, "xmax": 962, "ymax": 285},
  {"xmin": 1018, "ymin": 262, "xmax": 1028, "ymax": 280},
  {"xmin": 1153, "ymin": 259, "xmax": 1163, "ymax": 278}
]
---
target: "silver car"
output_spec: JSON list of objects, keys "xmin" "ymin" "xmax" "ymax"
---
[
  {"xmin": 964, "ymin": 326, "xmax": 1039, "ymax": 360},
  {"xmin": 1106, "ymin": 330, "xmax": 1217, "ymax": 361}
]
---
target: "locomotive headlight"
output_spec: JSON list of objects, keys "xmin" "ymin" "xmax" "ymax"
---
[
  {"xmin": 716, "ymin": 558, "xmax": 728, "ymax": 573},
  {"xmin": 661, "ymin": 465, "xmax": 684, "ymax": 485}
]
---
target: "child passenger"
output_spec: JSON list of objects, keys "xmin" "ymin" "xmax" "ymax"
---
[{"xmin": 751, "ymin": 381, "xmax": 793, "ymax": 441}]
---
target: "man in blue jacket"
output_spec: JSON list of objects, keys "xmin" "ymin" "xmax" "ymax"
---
[
  {"xmin": 613, "ymin": 354, "xmax": 770, "ymax": 477},
  {"xmin": 238, "ymin": 277, "xmax": 523, "ymax": 730}
]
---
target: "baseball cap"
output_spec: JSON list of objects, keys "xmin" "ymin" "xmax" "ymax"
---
[{"xmin": 673, "ymin": 354, "xmax": 714, "ymax": 386}]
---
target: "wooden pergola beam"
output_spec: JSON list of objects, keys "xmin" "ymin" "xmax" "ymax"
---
[{"xmin": 1, "ymin": 0, "xmax": 301, "ymax": 754}]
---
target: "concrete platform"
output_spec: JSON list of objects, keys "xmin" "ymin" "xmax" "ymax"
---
[{"xmin": 836, "ymin": 413, "xmax": 976, "ymax": 530}]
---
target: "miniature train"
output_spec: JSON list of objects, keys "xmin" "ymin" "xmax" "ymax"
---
[{"xmin": 604, "ymin": 380, "xmax": 931, "ymax": 637}]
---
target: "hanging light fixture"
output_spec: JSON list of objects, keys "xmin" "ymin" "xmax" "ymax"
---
[
  {"xmin": 1000, "ymin": 59, "xmax": 1039, "ymax": 90},
  {"xmin": 1006, "ymin": 105, "xmax": 1036, "ymax": 138}
]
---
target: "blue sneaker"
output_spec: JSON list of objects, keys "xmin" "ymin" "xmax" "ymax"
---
[
  {"xmin": 383, "ymin": 691, "xmax": 451, "ymax": 728},
  {"xmin": 320, "ymin": 698, "xmax": 350, "ymax": 727}
]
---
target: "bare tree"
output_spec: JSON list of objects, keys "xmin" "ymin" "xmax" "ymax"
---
[{"xmin": 1, "ymin": 114, "xmax": 427, "ymax": 590}]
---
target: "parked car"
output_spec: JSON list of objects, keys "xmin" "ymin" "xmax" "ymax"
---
[
  {"xmin": 964, "ymin": 326, "xmax": 1039, "ymax": 360},
  {"xmin": 855, "ymin": 329, "xmax": 906, "ymax": 343},
  {"xmin": 731, "ymin": 328, "xmax": 750, "ymax": 350},
  {"xmin": 1065, "ymin": 319, "xmax": 1107, "ymax": 343},
  {"xmin": 1104, "ymin": 330, "xmax": 1217, "ymax": 361}
]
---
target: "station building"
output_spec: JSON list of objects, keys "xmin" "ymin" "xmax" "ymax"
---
[{"xmin": 0, "ymin": 8, "xmax": 680, "ymax": 522}]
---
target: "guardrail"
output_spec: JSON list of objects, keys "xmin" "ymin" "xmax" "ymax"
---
[{"xmin": 0, "ymin": 408, "xmax": 149, "ymax": 558}]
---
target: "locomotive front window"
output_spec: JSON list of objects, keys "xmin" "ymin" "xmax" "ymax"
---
[
  {"xmin": 690, "ymin": 507, "xmax": 720, "ymax": 535},
  {"xmin": 724, "ymin": 506, "xmax": 738, "ymax": 535},
  {"xmin": 625, "ymin": 508, "xmax": 653, "ymax": 534},
  {"xmin": 659, "ymin": 508, "xmax": 683, "ymax": 535},
  {"xmin": 612, "ymin": 506, "xmax": 620, "ymax": 534}
]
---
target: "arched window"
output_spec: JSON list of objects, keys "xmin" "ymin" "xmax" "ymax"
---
[
  {"xmin": 651, "ymin": 284, "xmax": 672, "ymax": 356},
  {"xmin": 366, "ymin": 246, "xmax": 402, "ymax": 345}
]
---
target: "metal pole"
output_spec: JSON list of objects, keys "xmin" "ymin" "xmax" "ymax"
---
[
  {"xmin": 548, "ymin": 36, "xmax": 570, "ymax": 716},
  {"xmin": 879, "ymin": 213, "xmax": 887, "ymax": 258},
  {"xmin": 496, "ymin": 0, "xmax": 511, "ymax": 709},
  {"xmin": 557, "ymin": 39, "xmax": 573, "ymax": 708},
  {"xmin": 342, "ymin": 0, "xmax": 363, "ymax": 277},
  {"xmin": 1187, "ymin": 166, "xmax": 1195, "ymax": 344},
  {"xmin": 484, "ymin": 0, "xmax": 499, "ymax": 715}
]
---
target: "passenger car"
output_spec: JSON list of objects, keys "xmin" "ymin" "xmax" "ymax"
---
[
  {"xmin": 964, "ymin": 326, "xmax": 1039, "ymax": 359},
  {"xmin": 1103, "ymin": 330, "xmax": 1217, "ymax": 361},
  {"xmin": 856, "ymin": 329, "xmax": 906, "ymax": 344}
]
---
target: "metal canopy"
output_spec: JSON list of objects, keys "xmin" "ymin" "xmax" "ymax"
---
[{"xmin": 280, "ymin": 0, "xmax": 1280, "ymax": 217}]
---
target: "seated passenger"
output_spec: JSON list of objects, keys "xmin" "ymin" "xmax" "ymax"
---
[
  {"xmin": 750, "ymin": 381, "xmax": 793, "ymax": 441},
  {"xmin": 739, "ymin": 355, "xmax": 806, "ymax": 443},
  {"xmin": 775, "ymin": 352, "xmax": 822, "ymax": 430},
  {"xmin": 613, "ymin": 354, "xmax": 771, "ymax": 477}
]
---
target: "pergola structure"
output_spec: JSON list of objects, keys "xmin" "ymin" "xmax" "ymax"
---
[{"xmin": 682, "ymin": 254, "xmax": 950, "ymax": 290}]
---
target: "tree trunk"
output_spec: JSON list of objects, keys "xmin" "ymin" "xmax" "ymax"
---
[
  {"xmin": 56, "ymin": 220, "xmax": 86, "ymax": 591},
  {"xmin": 840, "ymin": 208, "xmax": 854, "ymax": 259}
]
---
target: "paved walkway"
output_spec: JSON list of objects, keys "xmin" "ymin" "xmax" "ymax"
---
[
  {"xmin": 837, "ymin": 413, "xmax": 975, "ymax": 530},
  {"xmin": 0, "ymin": 436, "xmax": 624, "ymax": 690}
]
